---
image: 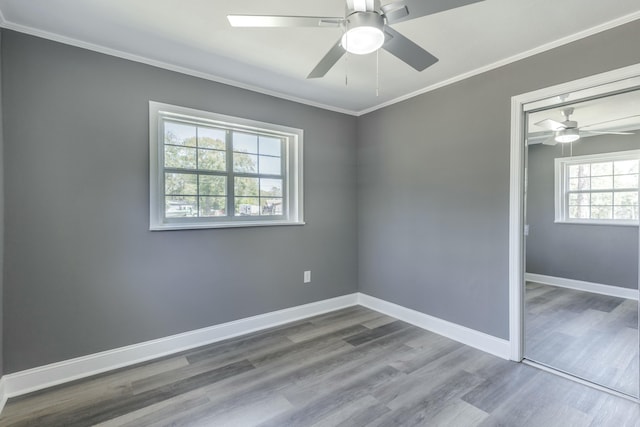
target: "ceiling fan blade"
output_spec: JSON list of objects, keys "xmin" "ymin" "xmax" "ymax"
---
[
  {"xmin": 580, "ymin": 114, "xmax": 640, "ymax": 129},
  {"xmin": 541, "ymin": 136, "xmax": 558, "ymax": 146},
  {"xmin": 534, "ymin": 118, "xmax": 567, "ymax": 131},
  {"xmin": 380, "ymin": 4, "xmax": 409, "ymax": 22},
  {"xmin": 582, "ymin": 130, "xmax": 635, "ymax": 136},
  {"xmin": 307, "ymin": 39, "xmax": 345, "ymax": 79},
  {"xmin": 382, "ymin": 0, "xmax": 484, "ymax": 25},
  {"xmin": 382, "ymin": 27, "xmax": 438, "ymax": 72},
  {"xmin": 227, "ymin": 15, "xmax": 343, "ymax": 28}
]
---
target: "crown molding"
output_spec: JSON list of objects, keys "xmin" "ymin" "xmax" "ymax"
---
[
  {"xmin": 357, "ymin": 10, "xmax": 640, "ymax": 115},
  {"xmin": 0, "ymin": 7, "xmax": 638, "ymax": 117},
  {"xmin": 0, "ymin": 15, "xmax": 359, "ymax": 116}
]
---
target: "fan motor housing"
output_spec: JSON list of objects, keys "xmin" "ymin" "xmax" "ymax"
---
[
  {"xmin": 341, "ymin": 12, "xmax": 385, "ymax": 55},
  {"xmin": 345, "ymin": 11, "xmax": 384, "ymax": 31},
  {"xmin": 346, "ymin": 0, "xmax": 381, "ymax": 14}
]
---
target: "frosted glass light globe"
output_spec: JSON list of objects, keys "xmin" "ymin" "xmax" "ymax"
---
[
  {"xmin": 555, "ymin": 128, "xmax": 580, "ymax": 143},
  {"xmin": 341, "ymin": 25, "xmax": 385, "ymax": 55}
]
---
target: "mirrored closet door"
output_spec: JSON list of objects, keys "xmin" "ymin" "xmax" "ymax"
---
[{"xmin": 523, "ymin": 89, "xmax": 640, "ymax": 397}]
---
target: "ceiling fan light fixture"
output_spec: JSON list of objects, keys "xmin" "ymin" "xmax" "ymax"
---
[
  {"xmin": 341, "ymin": 26, "xmax": 384, "ymax": 54},
  {"xmin": 555, "ymin": 128, "xmax": 580, "ymax": 143},
  {"xmin": 341, "ymin": 12, "xmax": 385, "ymax": 55}
]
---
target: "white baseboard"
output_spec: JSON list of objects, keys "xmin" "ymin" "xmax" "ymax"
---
[
  {"xmin": 525, "ymin": 273, "xmax": 639, "ymax": 301},
  {"xmin": 0, "ymin": 377, "xmax": 7, "ymax": 415},
  {"xmin": 357, "ymin": 293, "xmax": 511, "ymax": 360},
  {"xmin": 1, "ymin": 294, "xmax": 359, "ymax": 399},
  {"xmin": 0, "ymin": 291, "xmax": 514, "ymax": 408}
]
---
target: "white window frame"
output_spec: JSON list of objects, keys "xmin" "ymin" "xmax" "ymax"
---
[
  {"xmin": 149, "ymin": 101, "xmax": 304, "ymax": 230},
  {"xmin": 554, "ymin": 149, "xmax": 640, "ymax": 226}
]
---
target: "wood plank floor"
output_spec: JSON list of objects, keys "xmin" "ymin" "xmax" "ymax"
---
[
  {"xmin": 2, "ymin": 306, "xmax": 639, "ymax": 426},
  {"xmin": 525, "ymin": 282, "xmax": 639, "ymax": 397}
]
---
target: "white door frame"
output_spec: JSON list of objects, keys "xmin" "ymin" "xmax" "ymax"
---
[{"xmin": 509, "ymin": 63, "xmax": 640, "ymax": 361}]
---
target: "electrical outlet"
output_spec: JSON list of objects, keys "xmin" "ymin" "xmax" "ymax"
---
[{"xmin": 304, "ymin": 270, "xmax": 311, "ymax": 283}]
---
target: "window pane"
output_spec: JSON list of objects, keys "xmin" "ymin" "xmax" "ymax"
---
[
  {"xmin": 236, "ymin": 197, "xmax": 259, "ymax": 216},
  {"xmin": 614, "ymin": 159, "xmax": 639, "ymax": 175},
  {"xmin": 569, "ymin": 206, "xmax": 589, "ymax": 219},
  {"xmin": 614, "ymin": 206, "xmax": 639, "ymax": 220},
  {"xmin": 590, "ymin": 162, "xmax": 612, "ymax": 176},
  {"xmin": 199, "ymin": 175, "xmax": 226, "ymax": 196},
  {"xmin": 165, "ymin": 173, "xmax": 197, "ymax": 195},
  {"xmin": 568, "ymin": 193, "xmax": 590, "ymax": 206},
  {"xmin": 199, "ymin": 197, "xmax": 226, "ymax": 217},
  {"xmin": 591, "ymin": 206, "xmax": 612, "ymax": 219},
  {"xmin": 198, "ymin": 149, "xmax": 226, "ymax": 171},
  {"xmin": 235, "ymin": 177, "xmax": 259, "ymax": 196},
  {"xmin": 233, "ymin": 132, "xmax": 258, "ymax": 153},
  {"xmin": 569, "ymin": 177, "xmax": 590, "ymax": 191},
  {"xmin": 198, "ymin": 127, "xmax": 225, "ymax": 150},
  {"xmin": 234, "ymin": 153, "xmax": 258, "ymax": 173},
  {"xmin": 614, "ymin": 191, "xmax": 639, "ymax": 206},
  {"xmin": 591, "ymin": 175, "xmax": 613, "ymax": 190},
  {"xmin": 259, "ymin": 136, "xmax": 282, "ymax": 156},
  {"xmin": 165, "ymin": 196, "xmax": 197, "ymax": 217},
  {"xmin": 259, "ymin": 155, "xmax": 281, "ymax": 175},
  {"xmin": 165, "ymin": 122, "xmax": 197, "ymax": 147},
  {"xmin": 153, "ymin": 104, "xmax": 302, "ymax": 230},
  {"xmin": 260, "ymin": 178, "xmax": 282, "ymax": 197},
  {"xmin": 261, "ymin": 198, "xmax": 283, "ymax": 215},
  {"xmin": 614, "ymin": 174, "xmax": 638, "ymax": 189},
  {"xmin": 569, "ymin": 164, "xmax": 590, "ymax": 178},
  {"xmin": 165, "ymin": 146, "xmax": 196, "ymax": 169},
  {"xmin": 590, "ymin": 192, "xmax": 612, "ymax": 206}
]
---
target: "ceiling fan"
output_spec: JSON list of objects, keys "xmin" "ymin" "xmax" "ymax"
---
[
  {"xmin": 534, "ymin": 107, "xmax": 636, "ymax": 145},
  {"xmin": 227, "ymin": 0, "xmax": 484, "ymax": 79}
]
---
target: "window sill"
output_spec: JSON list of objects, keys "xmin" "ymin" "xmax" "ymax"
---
[
  {"xmin": 150, "ymin": 220, "xmax": 305, "ymax": 231},
  {"xmin": 554, "ymin": 219, "xmax": 638, "ymax": 227}
]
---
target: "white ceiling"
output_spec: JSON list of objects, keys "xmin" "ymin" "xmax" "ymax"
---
[{"xmin": 1, "ymin": 0, "xmax": 640, "ymax": 115}]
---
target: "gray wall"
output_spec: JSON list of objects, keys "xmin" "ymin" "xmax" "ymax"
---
[
  {"xmin": 4, "ymin": 19, "xmax": 640, "ymax": 374},
  {"xmin": 526, "ymin": 134, "xmax": 639, "ymax": 289},
  {"xmin": 358, "ymin": 20, "xmax": 640, "ymax": 339},
  {"xmin": 2, "ymin": 30, "xmax": 358, "ymax": 373}
]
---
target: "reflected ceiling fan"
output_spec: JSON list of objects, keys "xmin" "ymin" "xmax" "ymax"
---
[
  {"xmin": 534, "ymin": 107, "xmax": 636, "ymax": 146},
  {"xmin": 227, "ymin": 0, "xmax": 484, "ymax": 79}
]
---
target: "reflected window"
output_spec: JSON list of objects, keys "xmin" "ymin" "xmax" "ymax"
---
[{"xmin": 555, "ymin": 150, "xmax": 640, "ymax": 225}]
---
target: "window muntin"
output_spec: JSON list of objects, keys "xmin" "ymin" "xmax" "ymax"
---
[
  {"xmin": 555, "ymin": 150, "xmax": 639, "ymax": 225},
  {"xmin": 150, "ymin": 102, "xmax": 303, "ymax": 230}
]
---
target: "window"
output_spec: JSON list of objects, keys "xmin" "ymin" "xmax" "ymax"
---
[
  {"xmin": 555, "ymin": 150, "xmax": 639, "ymax": 225},
  {"xmin": 150, "ymin": 102, "xmax": 304, "ymax": 230}
]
